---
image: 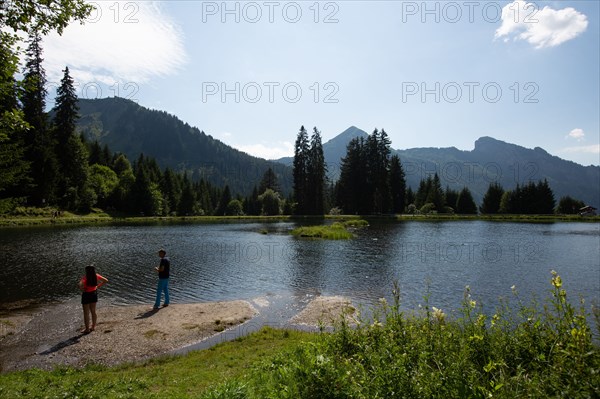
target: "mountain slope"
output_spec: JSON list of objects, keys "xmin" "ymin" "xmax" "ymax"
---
[
  {"xmin": 394, "ymin": 137, "xmax": 599, "ymax": 207},
  {"xmin": 75, "ymin": 97, "xmax": 293, "ymax": 195}
]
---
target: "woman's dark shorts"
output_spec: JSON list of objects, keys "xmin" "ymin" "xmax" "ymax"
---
[{"xmin": 82, "ymin": 291, "xmax": 98, "ymax": 305}]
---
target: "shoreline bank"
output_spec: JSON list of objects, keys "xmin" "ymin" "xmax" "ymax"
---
[
  {"xmin": 0, "ymin": 212, "xmax": 597, "ymax": 228},
  {"xmin": 0, "ymin": 295, "xmax": 355, "ymax": 373}
]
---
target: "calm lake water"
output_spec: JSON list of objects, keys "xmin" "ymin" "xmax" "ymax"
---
[{"xmin": 1, "ymin": 221, "xmax": 598, "ymax": 315}]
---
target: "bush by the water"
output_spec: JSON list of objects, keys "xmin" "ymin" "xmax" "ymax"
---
[{"xmin": 203, "ymin": 272, "xmax": 600, "ymax": 398}]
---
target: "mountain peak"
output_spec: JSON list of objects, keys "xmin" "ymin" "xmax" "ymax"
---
[{"xmin": 325, "ymin": 126, "xmax": 369, "ymax": 146}]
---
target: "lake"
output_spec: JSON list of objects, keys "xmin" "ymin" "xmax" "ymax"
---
[{"xmin": 1, "ymin": 220, "xmax": 598, "ymax": 316}]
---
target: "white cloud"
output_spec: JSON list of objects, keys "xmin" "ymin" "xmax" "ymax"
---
[
  {"xmin": 560, "ymin": 144, "xmax": 600, "ymax": 154},
  {"xmin": 236, "ymin": 142, "xmax": 294, "ymax": 160},
  {"xmin": 566, "ymin": 128, "xmax": 585, "ymax": 141},
  {"xmin": 42, "ymin": 1, "xmax": 187, "ymax": 85},
  {"xmin": 495, "ymin": 1, "xmax": 588, "ymax": 49},
  {"xmin": 218, "ymin": 131, "xmax": 293, "ymax": 159}
]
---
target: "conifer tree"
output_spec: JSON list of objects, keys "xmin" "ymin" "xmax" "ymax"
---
[
  {"xmin": 259, "ymin": 167, "xmax": 280, "ymax": 194},
  {"xmin": 455, "ymin": 187, "xmax": 477, "ymax": 214},
  {"xmin": 293, "ymin": 126, "xmax": 309, "ymax": 214},
  {"xmin": 21, "ymin": 32, "xmax": 57, "ymax": 205},
  {"xmin": 479, "ymin": 182, "xmax": 504, "ymax": 214},
  {"xmin": 389, "ymin": 155, "xmax": 406, "ymax": 213},
  {"xmin": 444, "ymin": 186, "xmax": 459, "ymax": 212},
  {"xmin": 53, "ymin": 66, "xmax": 88, "ymax": 207},
  {"xmin": 306, "ymin": 127, "xmax": 326, "ymax": 215}
]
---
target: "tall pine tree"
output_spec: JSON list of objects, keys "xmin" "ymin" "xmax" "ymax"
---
[
  {"xmin": 293, "ymin": 126, "xmax": 309, "ymax": 214},
  {"xmin": 479, "ymin": 182, "xmax": 504, "ymax": 214},
  {"xmin": 306, "ymin": 127, "xmax": 326, "ymax": 215},
  {"xmin": 21, "ymin": 31, "xmax": 57, "ymax": 205},
  {"xmin": 389, "ymin": 155, "xmax": 406, "ymax": 213},
  {"xmin": 53, "ymin": 66, "xmax": 88, "ymax": 207}
]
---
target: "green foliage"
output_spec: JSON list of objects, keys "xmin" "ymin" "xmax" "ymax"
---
[
  {"xmin": 88, "ymin": 164, "xmax": 118, "ymax": 207},
  {"xmin": 480, "ymin": 182, "xmax": 504, "ymax": 214},
  {"xmin": 293, "ymin": 125, "xmax": 326, "ymax": 215},
  {"xmin": 499, "ymin": 180, "xmax": 556, "ymax": 214},
  {"xmin": 456, "ymin": 187, "xmax": 478, "ymax": 214},
  {"xmin": 291, "ymin": 222, "xmax": 353, "ymax": 239},
  {"xmin": 556, "ymin": 195, "xmax": 585, "ymax": 214},
  {"xmin": 76, "ymin": 98, "xmax": 293, "ymax": 197},
  {"xmin": 336, "ymin": 129, "xmax": 398, "ymax": 215},
  {"xmin": 0, "ymin": 328, "xmax": 314, "ymax": 399},
  {"xmin": 342, "ymin": 218, "xmax": 369, "ymax": 228},
  {"xmin": 258, "ymin": 167, "xmax": 280, "ymax": 194},
  {"xmin": 1, "ymin": 0, "xmax": 93, "ymax": 36},
  {"xmin": 389, "ymin": 154, "xmax": 406, "ymax": 214},
  {"xmin": 414, "ymin": 174, "xmax": 446, "ymax": 213},
  {"xmin": 258, "ymin": 189, "xmax": 282, "ymax": 216},
  {"xmin": 205, "ymin": 274, "xmax": 599, "ymax": 398},
  {"xmin": 420, "ymin": 202, "xmax": 436, "ymax": 214},
  {"xmin": 225, "ymin": 199, "xmax": 244, "ymax": 216}
]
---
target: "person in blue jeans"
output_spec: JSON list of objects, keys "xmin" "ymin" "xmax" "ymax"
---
[{"xmin": 153, "ymin": 249, "xmax": 170, "ymax": 310}]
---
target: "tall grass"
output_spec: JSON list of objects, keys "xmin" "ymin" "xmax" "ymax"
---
[
  {"xmin": 203, "ymin": 272, "xmax": 600, "ymax": 398},
  {"xmin": 291, "ymin": 222, "xmax": 353, "ymax": 239}
]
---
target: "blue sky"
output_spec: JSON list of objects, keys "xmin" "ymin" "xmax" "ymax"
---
[{"xmin": 42, "ymin": 1, "xmax": 599, "ymax": 166}]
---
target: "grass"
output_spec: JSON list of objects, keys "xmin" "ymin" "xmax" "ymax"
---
[
  {"xmin": 0, "ymin": 328, "xmax": 315, "ymax": 399},
  {"xmin": 202, "ymin": 272, "xmax": 599, "ymax": 398},
  {"xmin": 291, "ymin": 222, "xmax": 354, "ymax": 239},
  {"xmin": 1, "ymin": 273, "xmax": 598, "ymax": 398},
  {"xmin": 1, "ymin": 207, "xmax": 598, "ymax": 228}
]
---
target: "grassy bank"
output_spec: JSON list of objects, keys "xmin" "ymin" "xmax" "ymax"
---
[
  {"xmin": 0, "ymin": 207, "xmax": 598, "ymax": 228},
  {"xmin": 0, "ymin": 328, "xmax": 315, "ymax": 398},
  {"xmin": 202, "ymin": 273, "xmax": 599, "ymax": 398},
  {"xmin": 1, "ymin": 273, "xmax": 598, "ymax": 398}
]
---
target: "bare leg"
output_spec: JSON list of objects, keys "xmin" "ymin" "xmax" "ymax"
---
[
  {"xmin": 82, "ymin": 304, "xmax": 90, "ymax": 333},
  {"xmin": 90, "ymin": 302, "xmax": 97, "ymax": 331}
]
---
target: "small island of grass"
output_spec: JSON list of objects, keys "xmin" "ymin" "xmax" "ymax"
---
[
  {"xmin": 291, "ymin": 219, "xmax": 369, "ymax": 239},
  {"xmin": 291, "ymin": 222, "xmax": 353, "ymax": 239}
]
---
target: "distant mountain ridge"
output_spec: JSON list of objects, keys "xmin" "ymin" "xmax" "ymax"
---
[
  {"xmin": 277, "ymin": 128, "xmax": 599, "ymax": 207},
  {"xmin": 74, "ymin": 99, "xmax": 599, "ymax": 208},
  {"xmin": 75, "ymin": 97, "xmax": 293, "ymax": 195}
]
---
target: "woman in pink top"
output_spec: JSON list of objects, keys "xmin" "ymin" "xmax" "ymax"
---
[{"xmin": 78, "ymin": 265, "xmax": 108, "ymax": 334}]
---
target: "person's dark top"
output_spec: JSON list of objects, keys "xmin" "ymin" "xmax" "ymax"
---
[{"xmin": 159, "ymin": 257, "xmax": 170, "ymax": 279}]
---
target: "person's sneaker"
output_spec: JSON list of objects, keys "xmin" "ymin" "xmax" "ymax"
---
[
  {"xmin": 152, "ymin": 307, "xmax": 159, "ymax": 310},
  {"xmin": 162, "ymin": 304, "xmax": 169, "ymax": 308}
]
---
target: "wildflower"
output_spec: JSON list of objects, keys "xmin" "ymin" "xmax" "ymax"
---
[
  {"xmin": 372, "ymin": 320, "xmax": 383, "ymax": 328},
  {"xmin": 551, "ymin": 273, "xmax": 562, "ymax": 289},
  {"xmin": 469, "ymin": 300, "xmax": 477, "ymax": 308},
  {"xmin": 432, "ymin": 306, "xmax": 446, "ymax": 322},
  {"xmin": 491, "ymin": 313, "xmax": 500, "ymax": 326},
  {"xmin": 379, "ymin": 297, "xmax": 388, "ymax": 306},
  {"xmin": 511, "ymin": 285, "xmax": 516, "ymax": 291}
]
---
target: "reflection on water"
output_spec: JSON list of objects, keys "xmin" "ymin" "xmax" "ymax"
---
[{"xmin": 0, "ymin": 221, "xmax": 598, "ymax": 314}]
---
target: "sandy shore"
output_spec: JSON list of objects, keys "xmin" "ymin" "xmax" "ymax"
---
[
  {"xmin": 290, "ymin": 296, "xmax": 357, "ymax": 326},
  {"xmin": 0, "ymin": 295, "xmax": 355, "ymax": 372},
  {"xmin": 0, "ymin": 300, "xmax": 256, "ymax": 372}
]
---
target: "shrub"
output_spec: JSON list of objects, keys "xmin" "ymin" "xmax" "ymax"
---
[{"xmin": 204, "ymin": 272, "xmax": 600, "ymax": 398}]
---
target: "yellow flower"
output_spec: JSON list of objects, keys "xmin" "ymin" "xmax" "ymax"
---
[
  {"xmin": 469, "ymin": 300, "xmax": 477, "ymax": 308},
  {"xmin": 552, "ymin": 274, "xmax": 562, "ymax": 289}
]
